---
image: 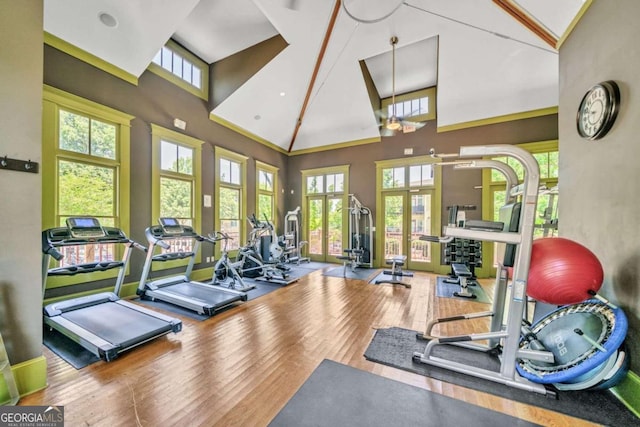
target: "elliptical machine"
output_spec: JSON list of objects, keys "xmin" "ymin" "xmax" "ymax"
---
[{"xmin": 231, "ymin": 215, "xmax": 298, "ymax": 285}]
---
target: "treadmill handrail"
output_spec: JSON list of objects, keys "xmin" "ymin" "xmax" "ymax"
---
[{"xmin": 43, "ymin": 226, "xmax": 131, "ymax": 247}]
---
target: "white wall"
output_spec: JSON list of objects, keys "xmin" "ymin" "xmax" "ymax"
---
[
  {"xmin": 0, "ymin": 0, "xmax": 44, "ymax": 363},
  {"xmin": 559, "ymin": 0, "xmax": 640, "ymax": 368}
]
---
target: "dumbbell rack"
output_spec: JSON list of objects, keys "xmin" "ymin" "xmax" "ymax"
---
[{"xmin": 444, "ymin": 238, "xmax": 482, "ymax": 282}]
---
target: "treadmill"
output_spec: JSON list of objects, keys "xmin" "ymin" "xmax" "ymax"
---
[
  {"xmin": 42, "ymin": 217, "xmax": 182, "ymax": 362},
  {"xmin": 137, "ymin": 218, "xmax": 247, "ymax": 316}
]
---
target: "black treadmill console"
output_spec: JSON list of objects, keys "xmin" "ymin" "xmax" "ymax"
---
[
  {"xmin": 66, "ymin": 217, "xmax": 106, "ymax": 239},
  {"xmin": 159, "ymin": 217, "xmax": 184, "ymax": 235}
]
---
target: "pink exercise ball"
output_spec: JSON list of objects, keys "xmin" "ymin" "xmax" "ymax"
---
[{"xmin": 527, "ymin": 237, "xmax": 603, "ymax": 305}]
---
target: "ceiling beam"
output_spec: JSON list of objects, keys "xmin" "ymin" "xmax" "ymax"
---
[
  {"xmin": 287, "ymin": 0, "xmax": 342, "ymax": 153},
  {"xmin": 493, "ymin": 0, "xmax": 557, "ymax": 49}
]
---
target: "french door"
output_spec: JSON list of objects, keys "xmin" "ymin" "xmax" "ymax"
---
[
  {"xmin": 382, "ymin": 189, "xmax": 435, "ymax": 271},
  {"xmin": 306, "ymin": 195, "xmax": 344, "ymax": 263}
]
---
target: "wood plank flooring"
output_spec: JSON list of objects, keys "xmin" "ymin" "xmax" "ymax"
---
[{"xmin": 20, "ymin": 268, "xmax": 598, "ymax": 426}]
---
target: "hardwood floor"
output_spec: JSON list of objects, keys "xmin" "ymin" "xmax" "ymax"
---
[{"xmin": 21, "ymin": 268, "xmax": 598, "ymax": 426}]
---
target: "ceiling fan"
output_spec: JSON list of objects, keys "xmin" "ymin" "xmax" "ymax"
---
[{"xmin": 378, "ymin": 36, "xmax": 427, "ymax": 137}]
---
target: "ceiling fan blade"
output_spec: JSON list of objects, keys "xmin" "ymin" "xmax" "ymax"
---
[
  {"xmin": 401, "ymin": 120, "xmax": 427, "ymax": 130},
  {"xmin": 380, "ymin": 127, "xmax": 396, "ymax": 137},
  {"xmin": 374, "ymin": 108, "xmax": 388, "ymax": 120}
]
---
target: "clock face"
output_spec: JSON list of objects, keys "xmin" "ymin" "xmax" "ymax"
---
[{"xmin": 577, "ymin": 81, "xmax": 620, "ymax": 140}]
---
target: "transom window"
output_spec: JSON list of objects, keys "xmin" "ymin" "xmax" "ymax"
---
[
  {"xmin": 306, "ymin": 173, "xmax": 344, "ymax": 194},
  {"xmin": 383, "ymin": 164, "xmax": 434, "ymax": 189},
  {"xmin": 381, "ymin": 87, "xmax": 436, "ymax": 123},
  {"xmin": 387, "ymin": 96, "xmax": 429, "ymax": 118},
  {"xmin": 148, "ymin": 39, "xmax": 209, "ymax": 101},
  {"xmin": 153, "ymin": 46, "xmax": 202, "ymax": 89}
]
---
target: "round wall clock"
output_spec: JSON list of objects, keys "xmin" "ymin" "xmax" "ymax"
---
[{"xmin": 576, "ymin": 80, "xmax": 620, "ymax": 140}]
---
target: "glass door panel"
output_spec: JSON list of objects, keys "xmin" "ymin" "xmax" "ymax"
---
[
  {"xmin": 383, "ymin": 193, "xmax": 405, "ymax": 260},
  {"xmin": 409, "ymin": 192, "xmax": 432, "ymax": 270},
  {"xmin": 308, "ymin": 197, "xmax": 324, "ymax": 259},
  {"xmin": 327, "ymin": 197, "xmax": 343, "ymax": 259}
]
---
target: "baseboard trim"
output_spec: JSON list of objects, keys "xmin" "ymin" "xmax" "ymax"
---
[
  {"xmin": 610, "ymin": 370, "xmax": 640, "ymax": 418},
  {"xmin": 0, "ymin": 355, "xmax": 47, "ymax": 403}
]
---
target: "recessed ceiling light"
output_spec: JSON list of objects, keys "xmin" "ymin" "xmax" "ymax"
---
[
  {"xmin": 98, "ymin": 12, "xmax": 118, "ymax": 28},
  {"xmin": 280, "ymin": 92, "xmax": 286, "ymax": 97}
]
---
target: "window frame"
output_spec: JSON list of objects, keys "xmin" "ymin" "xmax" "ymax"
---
[
  {"xmin": 380, "ymin": 87, "xmax": 436, "ymax": 123},
  {"xmin": 42, "ymin": 85, "xmax": 133, "ymax": 287},
  {"xmin": 151, "ymin": 124, "xmax": 203, "ymax": 269},
  {"xmin": 147, "ymin": 39, "xmax": 209, "ymax": 101},
  {"xmin": 255, "ymin": 160, "xmax": 279, "ymax": 228},
  {"xmin": 481, "ymin": 139, "xmax": 559, "ymax": 276},
  {"xmin": 300, "ymin": 165, "xmax": 350, "ymax": 263},
  {"xmin": 375, "ymin": 156, "xmax": 442, "ymax": 271},
  {"xmin": 214, "ymin": 147, "xmax": 248, "ymax": 257}
]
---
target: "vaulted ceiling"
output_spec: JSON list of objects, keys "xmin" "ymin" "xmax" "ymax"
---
[{"xmin": 43, "ymin": 0, "xmax": 589, "ymax": 153}]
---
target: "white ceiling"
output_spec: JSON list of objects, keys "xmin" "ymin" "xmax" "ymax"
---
[{"xmin": 43, "ymin": 0, "xmax": 587, "ymax": 153}]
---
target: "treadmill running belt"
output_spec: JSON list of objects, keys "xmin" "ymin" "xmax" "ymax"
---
[
  {"xmin": 61, "ymin": 303, "xmax": 173, "ymax": 347},
  {"xmin": 162, "ymin": 282, "xmax": 242, "ymax": 307}
]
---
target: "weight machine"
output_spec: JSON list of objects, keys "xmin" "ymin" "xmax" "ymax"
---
[
  {"xmin": 337, "ymin": 194, "xmax": 373, "ymax": 275},
  {"xmin": 414, "ymin": 145, "xmax": 556, "ymax": 396},
  {"xmin": 282, "ymin": 207, "xmax": 309, "ymax": 265}
]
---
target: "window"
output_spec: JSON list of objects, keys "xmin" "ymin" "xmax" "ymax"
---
[
  {"xmin": 387, "ymin": 96, "xmax": 429, "ymax": 119},
  {"xmin": 148, "ymin": 39, "xmax": 209, "ymax": 100},
  {"xmin": 483, "ymin": 140, "xmax": 559, "ymax": 271},
  {"xmin": 382, "ymin": 164, "xmax": 434, "ymax": 189},
  {"xmin": 381, "ymin": 87, "xmax": 436, "ymax": 123},
  {"xmin": 256, "ymin": 161, "xmax": 278, "ymax": 225},
  {"xmin": 151, "ymin": 125, "xmax": 203, "ymax": 257},
  {"xmin": 42, "ymin": 85, "xmax": 133, "ymax": 283},
  {"xmin": 215, "ymin": 147, "xmax": 247, "ymax": 253}
]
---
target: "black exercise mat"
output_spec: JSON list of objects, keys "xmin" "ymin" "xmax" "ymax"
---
[
  {"xmin": 43, "ymin": 327, "xmax": 100, "ymax": 369},
  {"xmin": 269, "ymin": 359, "xmax": 541, "ymax": 427},
  {"xmin": 323, "ymin": 266, "xmax": 381, "ymax": 281},
  {"xmin": 369, "ymin": 271, "xmax": 412, "ymax": 288},
  {"xmin": 364, "ymin": 327, "xmax": 640, "ymax": 426},
  {"xmin": 289, "ymin": 261, "xmax": 335, "ymax": 271},
  {"xmin": 436, "ymin": 275, "xmax": 490, "ymax": 303}
]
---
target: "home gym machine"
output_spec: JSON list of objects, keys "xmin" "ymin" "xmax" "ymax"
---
[
  {"xmin": 137, "ymin": 218, "xmax": 247, "ymax": 316},
  {"xmin": 282, "ymin": 206, "xmax": 309, "ymax": 265},
  {"xmin": 439, "ymin": 159, "xmax": 518, "ymax": 299},
  {"xmin": 414, "ymin": 145, "xmax": 556, "ymax": 395},
  {"xmin": 417, "ymin": 149, "xmax": 628, "ymax": 394},
  {"xmin": 337, "ymin": 194, "xmax": 373, "ymax": 276},
  {"xmin": 42, "ymin": 217, "xmax": 182, "ymax": 362}
]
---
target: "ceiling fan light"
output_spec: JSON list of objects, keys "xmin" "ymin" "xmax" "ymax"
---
[{"xmin": 386, "ymin": 116, "xmax": 401, "ymax": 130}]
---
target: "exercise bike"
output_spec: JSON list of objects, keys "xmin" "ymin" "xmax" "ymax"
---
[{"xmin": 207, "ymin": 231, "xmax": 256, "ymax": 292}]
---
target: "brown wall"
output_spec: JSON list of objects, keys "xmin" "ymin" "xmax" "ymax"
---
[
  {"xmin": 287, "ymin": 114, "xmax": 559, "ymax": 247},
  {"xmin": 44, "ymin": 45, "xmax": 288, "ymax": 297},
  {"xmin": 44, "ymin": 42, "xmax": 558, "ymax": 296}
]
